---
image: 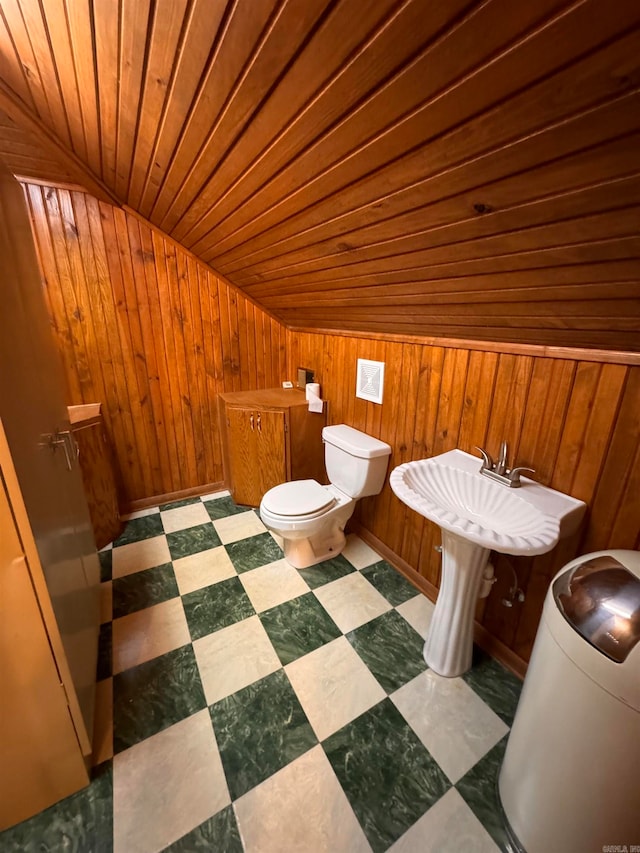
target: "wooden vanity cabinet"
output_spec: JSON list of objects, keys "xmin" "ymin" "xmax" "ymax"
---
[{"xmin": 218, "ymin": 388, "xmax": 327, "ymax": 507}]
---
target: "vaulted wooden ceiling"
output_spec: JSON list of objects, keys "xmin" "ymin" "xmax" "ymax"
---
[{"xmin": 0, "ymin": 0, "xmax": 639, "ymax": 350}]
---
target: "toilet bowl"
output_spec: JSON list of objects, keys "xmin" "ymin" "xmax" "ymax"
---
[{"xmin": 260, "ymin": 424, "xmax": 391, "ymax": 569}]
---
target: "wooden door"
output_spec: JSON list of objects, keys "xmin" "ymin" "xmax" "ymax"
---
[
  {"xmin": 0, "ymin": 161, "xmax": 100, "ymax": 754},
  {"xmin": 0, "ymin": 460, "xmax": 89, "ymax": 830},
  {"xmin": 226, "ymin": 407, "xmax": 286, "ymax": 506}
]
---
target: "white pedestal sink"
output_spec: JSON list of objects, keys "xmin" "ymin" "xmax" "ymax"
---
[{"xmin": 390, "ymin": 450, "xmax": 586, "ymax": 677}]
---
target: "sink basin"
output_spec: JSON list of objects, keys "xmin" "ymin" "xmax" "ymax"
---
[
  {"xmin": 390, "ymin": 449, "xmax": 587, "ymax": 677},
  {"xmin": 390, "ymin": 458, "xmax": 561, "ymax": 555}
]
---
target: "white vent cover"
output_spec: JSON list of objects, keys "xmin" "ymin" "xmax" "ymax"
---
[{"xmin": 356, "ymin": 358, "xmax": 385, "ymax": 404}]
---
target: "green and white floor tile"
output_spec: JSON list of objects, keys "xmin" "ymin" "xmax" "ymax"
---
[{"xmin": 1, "ymin": 490, "xmax": 523, "ymax": 853}]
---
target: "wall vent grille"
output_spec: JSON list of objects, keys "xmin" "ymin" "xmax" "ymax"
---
[{"xmin": 356, "ymin": 359, "xmax": 385, "ymax": 404}]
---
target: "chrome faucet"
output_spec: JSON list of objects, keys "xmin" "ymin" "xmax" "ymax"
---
[
  {"xmin": 475, "ymin": 442, "xmax": 535, "ymax": 488},
  {"xmin": 495, "ymin": 440, "xmax": 509, "ymax": 476}
]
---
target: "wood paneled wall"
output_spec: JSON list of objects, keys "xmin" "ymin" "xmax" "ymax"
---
[
  {"xmin": 1, "ymin": 1, "xmax": 638, "ymax": 350},
  {"xmin": 23, "ymin": 183, "xmax": 286, "ymax": 505},
  {"xmin": 19, "ymin": 179, "xmax": 640, "ymax": 669},
  {"xmin": 288, "ymin": 330, "xmax": 640, "ymax": 668}
]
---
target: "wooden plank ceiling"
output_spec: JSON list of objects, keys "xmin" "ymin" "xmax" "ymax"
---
[
  {"xmin": 0, "ymin": 0, "xmax": 638, "ymax": 350},
  {"xmin": 0, "ymin": 109, "xmax": 75, "ymax": 185}
]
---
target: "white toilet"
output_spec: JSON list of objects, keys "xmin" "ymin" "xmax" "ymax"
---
[{"xmin": 259, "ymin": 424, "xmax": 392, "ymax": 569}]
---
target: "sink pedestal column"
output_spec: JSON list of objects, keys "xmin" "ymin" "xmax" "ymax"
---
[{"xmin": 424, "ymin": 530, "xmax": 490, "ymax": 677}]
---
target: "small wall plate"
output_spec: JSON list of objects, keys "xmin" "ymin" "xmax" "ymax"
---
[{"xmin": 356, "ymin": 358, "xmax": 385, "ymax": 404}]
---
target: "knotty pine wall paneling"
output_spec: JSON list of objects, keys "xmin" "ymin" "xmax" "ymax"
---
[
  {"xmin": 288, "ymin": 330, "xmax": 640, "ymax": 670},
  {"xmin": 24, "ymin": 183, "xmax": 286, "ymax": 506}
]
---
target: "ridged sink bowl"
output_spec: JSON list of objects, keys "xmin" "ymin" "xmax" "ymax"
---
[
  {"xmin": 390, "ymin": 459, "xmax": 560, "ymax": 555},
  {"xmin": 390, "ymin": 450, "xmax": 586, "ymax": 677}
]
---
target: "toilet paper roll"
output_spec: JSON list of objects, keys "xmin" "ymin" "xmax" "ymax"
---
[
  {"xmin": 306, "ymin": 383, "xmax": 324, "ymax": 413},
  {"xmin": 305, "ymin": 382, "xmax": 320, "ymax": 401}
]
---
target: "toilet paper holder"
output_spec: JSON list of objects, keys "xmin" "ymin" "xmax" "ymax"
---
[{"xmin": 297, "ymin": 367, "xmax": 314, "ymax": 389}]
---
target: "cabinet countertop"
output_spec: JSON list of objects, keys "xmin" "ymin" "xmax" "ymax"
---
[
  {"xmin": 67, "ymin": 403, "xmax": 102, "ymax": 427},
  {"xmin": 219, "ymin": 388, "xmax": 311, "ymax": 408}
]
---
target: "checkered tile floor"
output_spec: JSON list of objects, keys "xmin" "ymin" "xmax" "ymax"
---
[{"xmin": 1, "ymin": 491, "xmax": 523, "ymax": 853}]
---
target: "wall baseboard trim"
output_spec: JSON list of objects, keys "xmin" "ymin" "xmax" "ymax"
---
[
  {"xmin": 350, "ymin": 520, "xmax": 527, "ymax": 680},
  {"xmin": 123, "ymin": 481, "xmax": 226, "ymax": 513}
]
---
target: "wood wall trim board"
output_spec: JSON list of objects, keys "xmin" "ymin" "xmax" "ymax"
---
[
  {"xmin": 349, "ymin": 520, "xmax": 527, "ymax": 679},
  {"xmin": 0, "ymin": 82, "xmax": 118, "ymax": 205},
  {"xmin": 14, "ymin": 175, "xmax": 88, "ymax": 193},
  {"xmin": 285, "ymin": 326, "xmax": 640, "ymax": 365},
  {"xmin": 284, "ymin": 321, "xmax": 640, "ymax": 354},
  {"xmin": 124, "ymin": 481, "xmax": 226, "ymax": 514}
]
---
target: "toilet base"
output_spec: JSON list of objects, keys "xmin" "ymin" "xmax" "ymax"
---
[{"xmin": 282, "ymin": 526, "xmax": 348, "ymax": 569}]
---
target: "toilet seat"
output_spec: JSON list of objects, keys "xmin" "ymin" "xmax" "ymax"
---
[{"xmin": 261, "ymin": 479, "xmax": 335, "ymax": 521}]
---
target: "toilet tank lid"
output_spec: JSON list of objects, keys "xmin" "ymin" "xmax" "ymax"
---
[{"xmin": 322, "ymin": 424, "xmax": 392, "ymax": 459}]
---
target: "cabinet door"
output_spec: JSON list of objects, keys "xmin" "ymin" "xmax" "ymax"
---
[
  {"xmin": 255, "ymin": 410, "xmax": 287, "ymax": 498},
  {"xmin": 226, "ymin": 408, "xmax": 286, "ymax": 506}
]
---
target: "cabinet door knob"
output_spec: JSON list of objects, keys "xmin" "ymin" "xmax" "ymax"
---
[
  {"xmin": 257, "ymin": 413, "xmax": 262, "ymax": 432},
  {"xmin": 250, "ymin": 414, "xmax": 254, "ymax": 430}
]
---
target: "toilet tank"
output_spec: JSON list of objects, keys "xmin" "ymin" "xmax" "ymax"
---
[{"xmin": 323, "ymin": 425, "xmax": 391, "ymax": 498}]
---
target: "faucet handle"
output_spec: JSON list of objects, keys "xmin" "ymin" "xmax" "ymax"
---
[
  {"xmin": 507, "ymin": 466, "xmax": 535, "ymax": 487},
  {"xmin": 475, "ymin": 446, "xmax": 493, "ymax": 470}
]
